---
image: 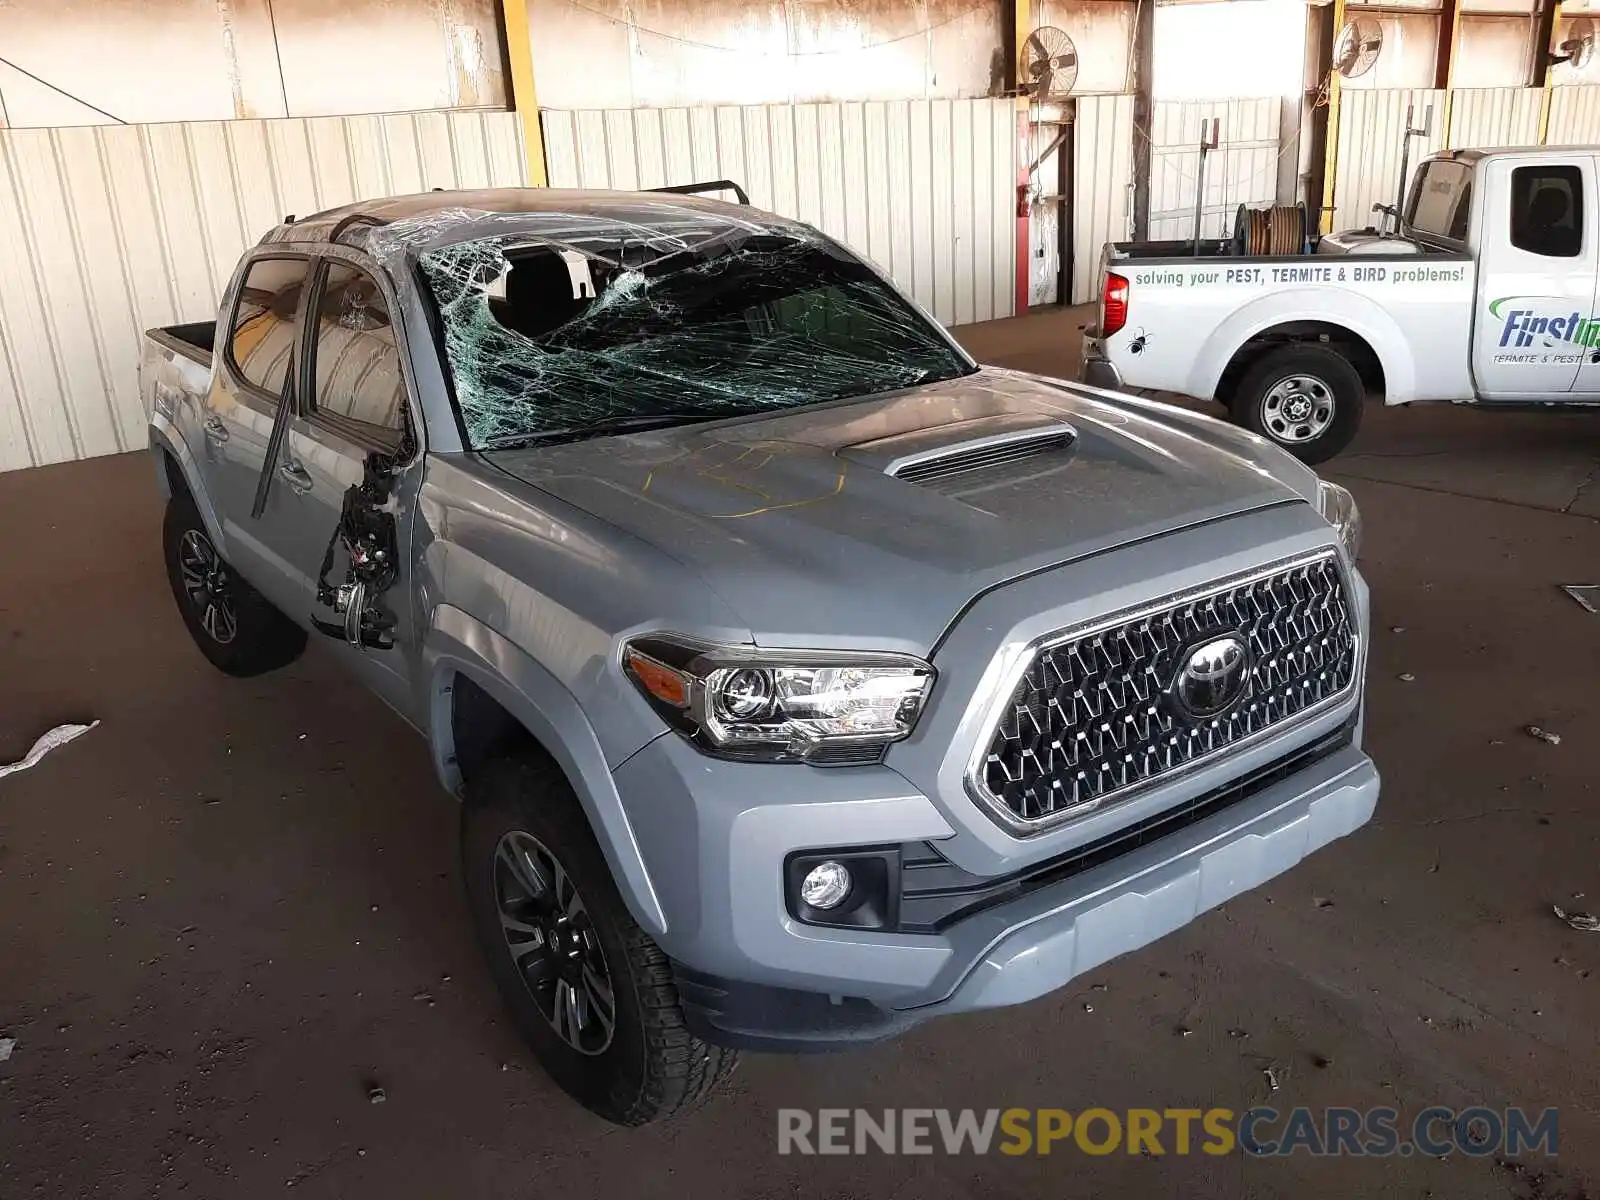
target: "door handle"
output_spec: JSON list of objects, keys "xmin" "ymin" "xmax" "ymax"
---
[
  {"xmin": 278, "ymin": 460, "xmax": 313, "ymax": 493},
  {"xmin": 202, "ymin": 415, "xmax": 229, "ymax": 443}
]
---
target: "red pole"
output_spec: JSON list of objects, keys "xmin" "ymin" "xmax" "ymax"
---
[{"xmin": 1015, "ymin": 111, "xmax": 1031, "ymax": 316}]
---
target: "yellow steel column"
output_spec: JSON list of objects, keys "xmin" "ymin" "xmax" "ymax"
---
[
  {"xmin": 1015, "ymin": 0, "xmax": 1031, "ymax": 106},
  {"xmin": 501, "ymin": 0, "xmax": 549, "ymax": 186},
  {"xmin": 1437, "ymin": 0, "xmax": 1462, "ymax": 145},
  {"xmin": 1319, "ymin": 0, "xmax": 1346, "ymax": 233},
  {"xmin": 1538, "ymin": 0, "xmax": 1565, "ymax": 144}
]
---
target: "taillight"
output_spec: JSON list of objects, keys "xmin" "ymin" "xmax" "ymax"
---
[{"xmin": 1102, "ymin": 272, "xmax": 1129, "ymax": 337}]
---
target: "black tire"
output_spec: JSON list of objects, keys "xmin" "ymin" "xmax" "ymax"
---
[
  {"xmin": 461, "ymin": 755, "xmax": 738, "ymax": 1125},
  {"xmin": 162, "ymin": 490, "xmax": 307, "ymax": 677},
  {"xmin": 1229, "ymin": 344, "xmax": 1364, "ymax": 464}
]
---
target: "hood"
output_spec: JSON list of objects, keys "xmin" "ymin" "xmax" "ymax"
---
[{"xmin": 485, "ymin": 368, "xmax": 1320, "ymax": 653}]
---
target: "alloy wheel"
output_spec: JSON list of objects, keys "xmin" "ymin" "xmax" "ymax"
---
[
  {"xmin": 177, "ymin": 529, "xmax": 239, "ymax": 645},
  {"xmin": 493, "ymin": 831, "xmax": 617, "ymax": 1055}
]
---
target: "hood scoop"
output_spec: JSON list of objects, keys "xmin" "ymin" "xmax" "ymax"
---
[{"xmin": 839, "ymin": 413, "xmax": 1078, "ymax": 486}]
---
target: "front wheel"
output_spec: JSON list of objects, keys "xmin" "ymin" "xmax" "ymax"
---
[
  {"xmin": 461, "ymin": 755, "xmax": 738, "ymax": 1125},
  {"xmin": 1229, "ymin": 344, "xmax": 1364, "ymax": 464}
]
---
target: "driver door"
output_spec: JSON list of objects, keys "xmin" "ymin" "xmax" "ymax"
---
[
  {"xmin": 283, "ymin": 254, "xmax": 423, "ymax": 723},
  {"xmin": 1472, "ymin": 155, "xmax": 1595, "ymax": 398},
  {"xmin": 1565, "ymin": 154, "xmax": 1600, "ymax": 395}
]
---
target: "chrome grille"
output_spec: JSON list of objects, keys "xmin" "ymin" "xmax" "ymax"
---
[{"xmin": 974, "ymin": 553, "xmax": 1358, "ymax": 830}]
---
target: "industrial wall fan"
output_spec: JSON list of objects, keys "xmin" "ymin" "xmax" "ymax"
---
[
  {"xmin": 1022, "ymin": 26, "xmax": 1079, "ymax": 101},
  {"xmin": 1555, "ymin": 16, "xmax": 1596, "ymax": 68},
  {"xmin": 1333, "ymin": 17, "xmax": 1384, "ymax": 79}
]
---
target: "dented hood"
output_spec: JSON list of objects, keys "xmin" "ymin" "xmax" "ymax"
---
[{"xmin": 485, "ymin": 369, "xmax": 1320, "ymax": 653}]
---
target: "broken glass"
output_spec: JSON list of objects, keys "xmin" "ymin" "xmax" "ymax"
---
[{"xmin": 371, "ymin": 208, "xmax": 974, "ymax": 449}]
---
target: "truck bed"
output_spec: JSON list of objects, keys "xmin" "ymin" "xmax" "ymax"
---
[
  {"xmin": 1092, "ymin": 240, "xmax": 1476, "ymax": 407},
  {"xmin": 142, "ymin": 323, "xmax": 216, "ymax": 436},
  {"xmin": 147, "ymin": 322, "xmax": 216, "ymax": 365},
  {"xmin": 1104, "ymin": 239, "xmax": 1469, "ymax": 270},
  {"xmin": 1108, "ymin": 237, "xmax": 1249, "ymax": 262}
]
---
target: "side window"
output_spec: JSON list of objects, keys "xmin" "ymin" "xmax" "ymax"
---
[
  {"xmin": 1510, "ymin": 165, "xmax": 1583, "ymax": 258},
  {"xmin": 228, "ymin": 257, "xmax": 310, "ymax": 400},
  {"xmin": 1449, "ymin": 179, "xmax": 1472, "ymax": 242},
  {"xmin": 1408, "ymin": 160, "xmax": 1472, "ymax": 243},
  {"xmin": 309, "ymin": 262, "xmax": 407, "ymax": 441}
]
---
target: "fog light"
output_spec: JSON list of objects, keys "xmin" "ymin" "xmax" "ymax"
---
[{"xmin": 800, "ymin": 860, "xmax": 852, "ymax": 910}]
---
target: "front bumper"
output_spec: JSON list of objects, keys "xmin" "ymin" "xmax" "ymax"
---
[
  {"xmin": 608, "ymin": 509, "xmax": 1374, "ymax": 1052},
  {"xmin": 613, "ymin": 720, "xmax": 1378, "ymax": 1052},
  {"xmin": 932, "ymin": 744, "xmax": 1375, "ymax": 1016},
  {"xmin": 1080, "ymin": 326, "xmax": 1123, "ymax": 390}
]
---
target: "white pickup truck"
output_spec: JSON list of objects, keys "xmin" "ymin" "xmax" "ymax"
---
[{"xmin": 1082, "ymin": 146, "xmax": 1600, "ymax": 461}]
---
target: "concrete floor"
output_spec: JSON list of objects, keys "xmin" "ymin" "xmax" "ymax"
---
[{"xmin": 2, "ymin": 306, "xmax": 1599, "ymax": 1199}]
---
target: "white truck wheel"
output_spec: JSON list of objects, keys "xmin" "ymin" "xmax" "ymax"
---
[{"xmin": 1229, "ymin": 344, "xmax": 1365, "ymax": 464}]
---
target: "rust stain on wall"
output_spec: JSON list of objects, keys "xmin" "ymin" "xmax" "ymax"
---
[
  {"xmin": 0, "ymin": 0, "xmax": 503, "ymax": 127},
  {"xmin": 530, "ymin": 0, "xmax": 1003, "ymax": 106},
  {"xmin": 787, "ymin": 0, "xmax": 993, "ymax": 41}
]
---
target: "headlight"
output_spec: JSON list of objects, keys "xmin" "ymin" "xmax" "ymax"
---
[
  {"xmin": 622, "ymin": 635, "xmax": 935, "ymax": 763},
  {"xmin": 1318, "ymin": 480, "xmax": 1362, "ymax": 562}
]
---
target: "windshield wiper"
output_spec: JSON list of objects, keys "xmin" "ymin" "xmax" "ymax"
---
[{"xmin": 478, "ymin": 411, "xmax": 727, "ymax": 451}]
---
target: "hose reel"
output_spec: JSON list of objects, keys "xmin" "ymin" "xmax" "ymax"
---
[{"xmin": 1232, "ymin": 202, "xmax": 1309, "ymax": 256}]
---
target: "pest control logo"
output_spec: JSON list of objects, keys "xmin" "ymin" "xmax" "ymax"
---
[{"xmin": 1490, "ymin": 295, "xmax": 1600, "ymax": 350}]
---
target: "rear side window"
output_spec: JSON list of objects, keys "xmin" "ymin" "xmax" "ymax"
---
[
  {"xmin": 228, "ymin": 257, "xmax": 309, "ymax": 400},
  {"xmin": 1408, "ymin": 160, "xmax": 1473, "ymax": 243},
  {"xmin": 308, "ymin": 262, "xmax": 407, "ymax": 442},
  {"xmin": 1510, "ymin": 165, "xmax": 1583, "ymax": 258}
]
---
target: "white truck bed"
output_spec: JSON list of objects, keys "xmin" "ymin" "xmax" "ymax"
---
[{"xmin": 1086, "ymin": 245, "xmax": 1477, "ymax": 407}]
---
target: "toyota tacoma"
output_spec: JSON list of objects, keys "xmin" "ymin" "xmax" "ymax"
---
[{"xmin": 142, "ymin": 183, "xmax": 1377, "ymax": 1125}]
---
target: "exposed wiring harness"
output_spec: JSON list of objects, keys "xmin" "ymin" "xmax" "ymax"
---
[{"xmin": 309, "ymin": 448, "xmax": 403, "ymax": 651}]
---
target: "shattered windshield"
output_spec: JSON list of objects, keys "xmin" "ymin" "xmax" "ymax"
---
[{"xmin": 413, "ymin": 227, "xmax": 974, "ymax": 449}]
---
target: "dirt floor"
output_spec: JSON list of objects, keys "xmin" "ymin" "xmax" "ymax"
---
[{"xmin": 3, "ymin": 305, "xmax": 1599, "ymax": 1199}]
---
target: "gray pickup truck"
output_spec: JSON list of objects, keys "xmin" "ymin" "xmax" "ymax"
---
[{"xmin": 142, "ymin": 184, "xmax": 1378, "ymax": 1125}]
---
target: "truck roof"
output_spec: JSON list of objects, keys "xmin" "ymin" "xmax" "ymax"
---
[
  {"xmin": 1431, "ymin": 145, "xmax": 1600, "ymax": 165},
  {"xmin": 259, "ymin": 185, "xmax": 798, "ymax": 251}
]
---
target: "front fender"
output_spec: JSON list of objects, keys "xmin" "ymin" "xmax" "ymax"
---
[
  {"xmin": 148, "ymin": 414, "xmax": 226, "ymax": 548},
  {"xmin": 1188, "ymin": 289, "xmax": 1417, "ymax": 405},
  {"xmin": 423, "ymin": 603, "xmax": 669, "ymax": 938}
]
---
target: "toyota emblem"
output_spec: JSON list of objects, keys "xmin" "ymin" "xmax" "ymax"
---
[{"xmin": 1173, "ymin": 633, "xmax": 1251, "ymax": 719}]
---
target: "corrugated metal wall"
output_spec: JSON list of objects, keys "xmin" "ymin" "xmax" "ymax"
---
[
  {"xmin": 1329, "ymin": 86, "xmax": 1600, "ymax": 233},
  {"xmin": 1547, "ymin": 85, "xmax": 1600, "ymax": 144},
  {"xmin": 0, "ymin": 111, "xmax": 526, "ymax": 472},
  {"xmin": 540, "ymin": 101, "xmax": 1018, "ymax": 328},
  {"xmin": 1447, "ymin": 87, "xmax": 1543, "ymax": 148},
  {"xmin": 1070, "ymin": 93, "xmax": 1134, "ymax": 304},
  {"xmin": 1330, "ymin": 88, "xmax": 1448, "ymax": 233},
  {"xmin": 1148, "ymin": 98, "xmax": 1284, "ymax": 241}
]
